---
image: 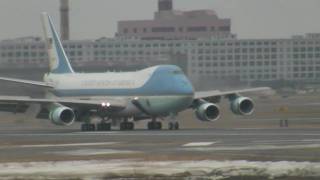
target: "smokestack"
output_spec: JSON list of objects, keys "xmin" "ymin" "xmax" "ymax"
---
[
  {"xmin": 158, "ymin": 0, "xmax": 173, "ymax": 12},
  {"xmin": 60, "ymin": 0, "xmax": 69, "ymax": 40}
]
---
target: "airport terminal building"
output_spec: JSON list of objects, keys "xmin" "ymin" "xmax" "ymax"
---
[{"xmin": 0, "ymin": 0, "xmax": 320, "ymax": 87}]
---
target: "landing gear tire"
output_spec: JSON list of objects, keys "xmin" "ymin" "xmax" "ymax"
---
[
  {"xmin": 81, "ymin": 123, "xmax": 96, "ymax": 132},
  {"xmin": 97, "ymin": 123, "xmax": 111, "ymax": 131},
  {"xmin": 120, "ymin": 122, "xmax": 134, "ymax": 131},
  {"xmin": 174, "ymin": 122, "xmax": 179, "ymax": 130},
  {"xmin": 169, "ymin": 122, "xmax": 179, "ymax": 130},
  {"xmin": 148, "ymin": 121, "xmax": 162, "ymax": 130}
]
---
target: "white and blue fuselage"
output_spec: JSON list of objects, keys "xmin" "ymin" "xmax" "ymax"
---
[{"xmin": 44, "ymin": 65, "xmax": 195, "ymax": 117}]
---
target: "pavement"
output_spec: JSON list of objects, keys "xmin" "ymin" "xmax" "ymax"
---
[
  {"xmin": 0, "ymin": 94, "xmax": 320, "ymax": 179},
  {"xmin": 0, "ymin": 128, "xmax": 320, "ymax": 162},
  {"xmin": 0, "ymin": 128, "xmax": 320, "ymax": 179}
]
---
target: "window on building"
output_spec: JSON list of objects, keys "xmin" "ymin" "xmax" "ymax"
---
[
  {"xmin": 187, "ymin": 26, "xmax": 207, "ymax": 32},
  {"xmin": 256, "ymin": 48, "xmax": 262, "ymax": 53},
  {"xmin": 152, "ymin": 27, "xmax": 175, "ymax": 33},
  {"xmin": 15, "ymin": 52, "xmax": 21, "ymax": 57},
  {"xmin": 219, "ymin": 26, "xmax": 230, "ymax": 31}
]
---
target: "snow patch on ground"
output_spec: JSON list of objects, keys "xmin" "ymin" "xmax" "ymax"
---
[
  {"xmin": 183, "ymin": 142, "xmax": 217, "ymax": 147},
  {"xmin": 0, "ymin": 160, "xmax": 319, "ymax": 179}
]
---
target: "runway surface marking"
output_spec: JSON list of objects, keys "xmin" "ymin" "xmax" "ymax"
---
[
  {"xmin": 183, "ymin": 142, "xmax": 217, "ymax": 147},
  {"xmin": 3, "ymin": 132, "xmax": 320, "ymax": 137},
  {"xmin": 50, "ymin": 149, "xmax": 140, "ymax": 156},
  {"xmin": 73, "ymin": 131, "xmax": 119, "ymax": 135},
  {"xmin": 0, "ymin": 142, "xmax": 120, "ymax": 149},
  {"xmin": 253, "ymin": 139, "xmax": 320, "ymax": 143},
  {"xmin": 302, "ymin": 139, "xmax": 320, "ymax": 142},
  {"xmin": 182, "ymin": 144, "xmax": 320, "ymax": 152}
]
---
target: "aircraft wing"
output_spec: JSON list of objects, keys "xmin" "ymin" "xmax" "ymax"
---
[
  {"xmin": 0, "ymin": 77, "xmax": 54, "ymax": 88},
  {"xmin": 195, "ymin": 87, "xmax": 271, "ymax": 99},
  {"xmin": 0, "ymin": 96, "xmax": 126, "ymax": 112}
]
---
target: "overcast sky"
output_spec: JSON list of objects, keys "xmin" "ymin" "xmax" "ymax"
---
[{"xmin": 0, "ymin": 0, "xmax": 319, "ymax": 40}]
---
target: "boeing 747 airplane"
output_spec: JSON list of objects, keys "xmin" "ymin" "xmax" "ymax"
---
[{"xmin": 0, "ymin": 13, "xmax": 269, "ymax": 131}]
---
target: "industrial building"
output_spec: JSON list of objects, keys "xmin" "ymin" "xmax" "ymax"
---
[
  {"xmin": 117, "ymin": 0, "xmax": 234, "ymax": 40},
  {"xmin": 1, "ymin": 34, "xmax": 320, "ymax": 85},
  {"xmin": 0, "ymin": 0, "xmax": 319, "ymax": 87}
]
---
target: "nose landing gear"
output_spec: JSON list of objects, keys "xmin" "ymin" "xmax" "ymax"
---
[
  {"xmin": 120, "ymin": 118, "xmax": 135, "ymax": 131},
  {"xmin": 168, "ymin": 122, "xmax": 179, "ymax": 130},
  {"xmin": 120, "ymin": 122, "xmax": 135, "ymax": 130},
  {"xmin": 147, "ymin": 121, "xmax": 162, "ymax": 130},
  {"xmin": 168, "ymin": 113, "xmax": 179, "ymax": 130}
]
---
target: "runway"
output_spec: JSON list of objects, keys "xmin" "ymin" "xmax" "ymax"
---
[
  {"xmin": 1, "ymin": 128, "xmax": 320, "ymax": 163},
  {"xmin": 0, "ymin": 128, "xmax": 320, "ymax": 179}
]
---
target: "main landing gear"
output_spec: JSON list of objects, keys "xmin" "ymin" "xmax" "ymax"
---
[
  {"xmin": 81, "ymin": 116, "xmax": 111, "ymax": 132},
  {"xmin": 81, "ymin": 123, "xmax": 96, "ymax": 131},
  {"xmin": 81, "ymin": 122, "xmax": 112, "ymax": 132},
  {"xmin": 80, "ymin": 115, "xmax": 180, "ymax": 131},
  {"xmin": 147, "ymin": 117, "xmax": 179, "ymax": 130}
]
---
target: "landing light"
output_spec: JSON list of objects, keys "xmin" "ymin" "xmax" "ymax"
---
[{"xmin": 101, "ymin": 102, "xmax": 111, "ymax": 107}]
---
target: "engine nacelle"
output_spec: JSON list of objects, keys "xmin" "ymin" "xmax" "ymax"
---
[
  {"xmin": 230, "ymin": 96, "xmax": 254, "ymax": 115},
  {"xmin": 195, "ymin": 103, "xmax": 220, "ymax": 122},
  {"xmin": 49, "ymin": 106, "xmax": 75, "ymax": 126}
]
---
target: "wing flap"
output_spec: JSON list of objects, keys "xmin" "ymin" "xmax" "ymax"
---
[
  {"xmin": 0, "ymin": 103, "xmax": 29, "ymax": 113},
  {"xmin": 0, "ymin": 77, "xmax": 54, "ymax": 88},
  {"xmin": 0, "ymin": 96, "xmax": 127, "ymax": 111},
  {"xmin": 195, "ymin": 87, "xmax": 271, "ymax": 99}
]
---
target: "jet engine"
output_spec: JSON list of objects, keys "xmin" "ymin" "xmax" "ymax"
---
[
  {"xmin": 195, "ymin": 102, "xmax": 220, "ymax": 122},
  {"xmin": 230, "ymin": 96, "xmax": 254, "ymax": 115},
  {"xmin": 49, "ymin": 105, "xmax": 75, "ymax": 126}
]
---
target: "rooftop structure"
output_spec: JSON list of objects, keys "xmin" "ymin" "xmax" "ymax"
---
[
  {"xmin": 158, "ymin": 0, "xmax": 173, "ymax": 11},
  {"xmin": 117, "ymin": 0, "xmax": 233, "ymax": 40},
  {"xmin": 60, "ymin": 0, "xmax": 70, "ymax": 40}
]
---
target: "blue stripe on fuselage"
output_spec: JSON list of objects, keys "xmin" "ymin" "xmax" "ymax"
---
[{"xmin": 51, "ymin": 65, "xmax": 194, "ymax": 97}]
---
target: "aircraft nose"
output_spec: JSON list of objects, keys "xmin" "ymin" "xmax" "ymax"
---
[{"xmin": 176, "ymin": 79, "xmax": 194, "ymax": 95}]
